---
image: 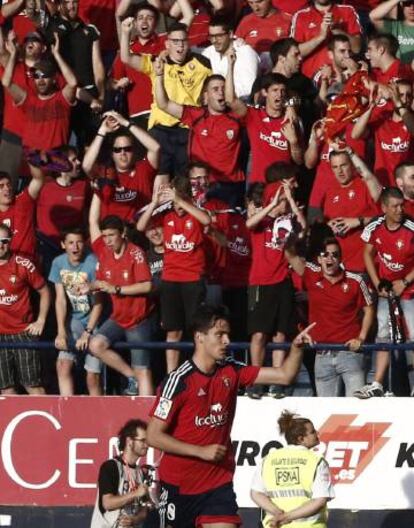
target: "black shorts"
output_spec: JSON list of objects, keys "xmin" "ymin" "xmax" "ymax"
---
[
  {"xmin": 158, "ymin": 481, "xmax": 241, "ymax": 528},
  {"xmin": 150, "ymin": 125, "xmax": 189, "ymax": 176},
  {"xmin": 247, "ymin": 279, "xmax": 294, "ymax": 336},
  {"xmin": 160, "ymin": 280, "xmax": 206, "ymax": 332},
  {"xmin": 0, "ymin": 332, "xmax": 42, "ymax": 390}
]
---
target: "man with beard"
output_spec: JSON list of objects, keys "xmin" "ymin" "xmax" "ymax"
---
[{"xmin": 291, "ymin": 0, "xmax": 361, "ymax": 79}]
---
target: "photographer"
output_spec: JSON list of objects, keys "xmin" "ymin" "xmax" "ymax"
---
[{"xmin": 91, "ymin": 419, "xmax": 154, "ymax": 528}]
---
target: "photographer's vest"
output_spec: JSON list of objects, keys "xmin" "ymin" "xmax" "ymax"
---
[{"xmin": 261, "ymin": 447, "xmax": 328, "ymax": 528}]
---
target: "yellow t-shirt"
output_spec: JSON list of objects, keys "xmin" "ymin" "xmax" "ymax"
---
[{"xmin": 140, "ymin": 53, "xmax": 212, "ymax": 129}]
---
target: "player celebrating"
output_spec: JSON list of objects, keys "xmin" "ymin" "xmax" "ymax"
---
[{"xmin": 147, "ymin": 304, "xmax": 314, "ymax": 528}]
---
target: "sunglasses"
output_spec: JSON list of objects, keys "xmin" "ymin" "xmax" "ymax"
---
[
  {"xmin": 33, "ymin": 71, "xmax": 52, "ymax": 79},
  {"xmin": 0, "ymin": 238, "xmax": 11, "ymax": 244},
  {"xmin": 112, "ymin": 146, "xmax": 134, "ymax": 153},
  {"xmin": 320, "ymin": 251, "xmax": 340, "ymax": 259}
]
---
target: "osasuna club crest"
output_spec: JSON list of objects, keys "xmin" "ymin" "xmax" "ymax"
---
[{"xmin": 226, "ymin": 129, "xmax": 234, "ymax": 140}]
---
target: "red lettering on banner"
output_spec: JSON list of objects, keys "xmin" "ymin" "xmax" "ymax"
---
[
  {"xmin": 315, "ymin": 414, "xmax": 391, "ymax": 484},
  {"xmin": 0, "ymin": 397, "xmax": 156, "ymax": 506}
]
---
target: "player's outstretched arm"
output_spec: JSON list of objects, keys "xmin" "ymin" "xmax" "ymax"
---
[
  {"xmin": 254, "ymin": 323, "xmax": 315, "ymax": 386},
  {"xmin": 147, "ymin": 417, "xmax": 227, "ymax": 462}
]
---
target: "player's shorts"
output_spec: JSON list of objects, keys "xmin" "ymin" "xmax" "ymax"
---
[
  {"xmin": 247, "ymin": 279, "xmax": 294, "ymax": 336},
  {"xmin": 158, "ymin": 481, "xmax": 241, "ymax": 528},
  {"xmin": 0, "ymin": 332, "xmax": 42, "ymax": 389},
  {"xmin": 160, "ymin": 279, "xmax": 206, "ymax": 332}
]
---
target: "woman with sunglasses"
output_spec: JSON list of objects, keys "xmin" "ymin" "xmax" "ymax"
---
[
  {"xmin": 82, "ymin": 110, "xmax": 162, "ymax": 225},
  {"xmin": 370, "ymin": 0, "xmax": 414, "ymax": 65}
]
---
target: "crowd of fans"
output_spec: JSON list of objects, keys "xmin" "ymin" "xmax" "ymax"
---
[{"xmin": 0, "ymin": 0, "xmax": 413, "ymax": 399}]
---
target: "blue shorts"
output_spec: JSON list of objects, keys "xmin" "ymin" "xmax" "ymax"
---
[{"xmin": 158, "ymin": 481, "xmax": 241, "ymax": 528}]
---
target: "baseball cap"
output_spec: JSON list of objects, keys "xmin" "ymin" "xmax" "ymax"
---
[
  {"xmin": 32, "ymin": 60, "xmax": 57, "ymax": 78},
  {"xmin": 24, "ymin": 31, "xmax": 46, "ymax": 44}
]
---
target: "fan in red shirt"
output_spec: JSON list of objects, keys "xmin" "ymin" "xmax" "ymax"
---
[
  {"xmin": 0, "ymin": 31, "xmax": 48, "ymax": 189},
  {"xmin": 0, "ymin": 165, "xmax": 45, "ymax": 259},
  {"xmin": 88, "ymin": 212, "xmax": 154, "ymax": 396},
  {"xmin": 290, "ymin": 0, "xmax": 362, "ymax": 79},
  {"xmin": 351, "ymin": 79, "xmax": 414, "ymax": 187},
  {"xmin": 245, "ymin": 162, "xmax": 306, "ymax": 399},
  {"xmin": 147, "ymin": 304, "xmax": 313, "ymax": 528},
  {"xmin": 395, "ymin": 162, "xmax": 414, "ymax": 217},
  {"xmin": 228, "ymin": 65, "xmax": 303, "ymax": 184},
  {"xmin": 82, "ymin": 111, "xmax": 160, "ymax": 224},
  {"xmin": 137, "ymin": 176, "xmax": 211, "ymax": 373},
  {"xmin": 367, "ymin": 33, "xmax": 414, "ymax": 85},
  {"xmin": 2, "ymin": 34, "xmax": 77, "ymax": 151},
  {"xmin": 323, "ymin": 148, "xmax": 381, "ymax": 272},
  {"xmin": 111, "ymin": 2, "xmax": 166, "ymax": 127},
  {"xmin": 286, "ymin": 236, "xmax": 374, "ymax": 396},
  {"xmin": 235, "ymin": 0, "xmax": 291, "ymax": 55},
  {"xmin": 0, "ymin": 222, "xmax": 50, "ymax": 395},
  {"xmin": 154, "ymin": 56, "xmax": 245, "ymax": 207},
  {"xmin": 355, "ymin": 187, "xmax": 414, "ymax": 398}
]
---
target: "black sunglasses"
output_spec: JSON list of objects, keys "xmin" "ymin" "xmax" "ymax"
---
[
  {"xmin": 112, "ymin": 146, "xmax": 134, "ymax": 153},
  {"xmin": 0, "ymin": 238, "xmax": 11, "ymax": 244},
  {"xmin": 33, "ymin": 71, "xmax": 52, "ymax": 79},
  {"xmin": 320, "ymin": 251, "xmax": 340, "ymax": 259}
]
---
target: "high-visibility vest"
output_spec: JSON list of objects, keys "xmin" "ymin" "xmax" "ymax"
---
[{"xmin": 261, "ymin": 447, "xmax": 328, "ymax": 528}]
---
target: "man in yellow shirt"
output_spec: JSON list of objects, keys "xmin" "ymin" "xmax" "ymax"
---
[{"xmin": 120, "ymin": 18, "xmax": 211, "ymax": 179}]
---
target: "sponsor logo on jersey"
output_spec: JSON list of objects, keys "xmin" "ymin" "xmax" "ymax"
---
[
  {"xmin": 380, "ymin": 136, "xmax": 410, "ymax": 153},
  {"xmin": 114, "ymin": 188, "xmax": 138, "ymax": 202},
  {"xmin": 165, "ymin": 234, "xmax": 195, "ymax": 252},
  {"xmin": 379, "ymin": 251, "xmax": 404, "ymax": 272},
  {"xmin": 195, "ymin": 402, "xmax": 228, "ymax": 428},
  {"xmin": 228, "ymin": 237, "xmax": 249, "ymax": 256},
  {"xmin": 259, "ymin": 131, "xmax": 288, "ymax": 150}
]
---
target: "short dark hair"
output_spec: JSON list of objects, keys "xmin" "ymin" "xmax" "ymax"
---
[
  {"xmin": 261, "ymin": 72, "xmax": 288, "ymax": 91},
  {"xmin": 328, "ymin": 149, "xmax": 351, "ymax": 162},
  {"xmin": 208, "ymin": 13, "xmax": 233, "ymax": 32},
  {"xmin": 0, "ymin": 171, "xmax": 12, "ymax": 183},
  {"xmin": 118, "ymin": 419, "xmax": 147, "ymax": 451},
  {"xmin": 191, "ymin": 304, "xmax": 230, "ymax": 335},
  {"xmin": 134, "ymin": 1, "xmax": 160, "ymax": 20},
  {"xmin": 99, "ymin": 215, "xmax": 125, "ymax": 232},
  {"xmin": 246, "ymin": 182, "xmax": 265, "ymax": 207},
  {"xmin": 380, "ymin": 186, "xmax": 404, "ymax": 205},
  {"xmin": 202, "ymin": 74, "xmax": 225, "ymax": 95},
  {"xmin": 270, "ymin": 38, "xmax": 298, "ymax": 66},
  {"xmin": 171, "ymin": 175, "xmax": 192, "ymax": 198},
  {"xmin": 187, "ymin": 160, "xmax": 210, "ymax": 176},
  {"xmin": 368, "ymin": 33, "xmax": 399, "ymax": 58},
  {"xmin": 59, "ymin": 144, "xmax": 78, "ymax": 158},
  {"xmin": 265, "ymin": 161, "xmax": 298, "ymax": 183},
  {"xmin": 111, "ymin": 130, "xmax": 136, "ymax": 150},
  {"xmin": 0, "ymin": 223, "xmax": 12, "ymax": 238},
  {"xmin": 60, "ymin": 226, "xmax": 86, "ymax": 241},
  {"xmin": 321, "ymin": 236, "xmax": 341, "ymax": 255},
  {"xmin": 327, "ymin": 34, "xmax": 351, "ymax": 52},
  {"xmin": 167, "ymin": 21, "xmax": 188, "ymax": 35}
]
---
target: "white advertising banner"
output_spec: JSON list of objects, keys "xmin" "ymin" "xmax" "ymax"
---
[{"xmin": 232, "ymin": 397, "xmax": 414, "ymax": 510}]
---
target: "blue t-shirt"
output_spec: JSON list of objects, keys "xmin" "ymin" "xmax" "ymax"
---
[{"xmin": 49, "ymin": 252, "xmax": 98, "ymax": 324}]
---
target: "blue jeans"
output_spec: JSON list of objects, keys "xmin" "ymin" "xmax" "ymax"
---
[
  {"xmin": 97, "ymin": 316, "xmax": 156, "ymax": 369},
  {"xmin": 315, "ymin": 351, "xmax": 365, "ymax": 396}
]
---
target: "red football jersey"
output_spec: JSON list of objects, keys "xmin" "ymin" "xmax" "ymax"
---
[
  {"xmin": 0, "ymin": 189, "xmax": 36, "ymax": 259},
  {"xmin": 93, "ymin": 238, "xmax": 153, "ymax": 328},
  {"xmin": 405, "ymin": 198, "xmax": 414, "ymax": 217},
  {"xmin": 0, "ymin": 254, "xmax": 45, "ymax": 334},
  {"xmin": 235, "ymin": 10, "xmax": 291, "ymax": 54},
  {"xmin": 304, "ymin": 263, "xmax": 372, "ymax": 343},
  {"xmin": 249, "ymin": 215, "xmax": 292, "ymax": 285},
  {"xmin": 371, "ymin": 58, "xmax": 414, "ymax": 85},
  {"xmin": 323, "ymin": 177, "xmax": 380, "ymax": 272},
  {"xmin": 202, "ymin": 199, "xmax": 230, "ymax": 284},
  {"xmin": 245, "ymin": 107, "xmax": 293, "ymax": 184},
  {"xmin": 99, "ymin": 159, "xmax": 156, "ymax": 223},
  {"xmin": 150, "ymin": 358, "xmax": 260, "ymax": 494},
  {"xmin": 19, "ymin": 90, "xmax": 72, "ymax": 150},
  {"xmin": 222, "ymin": 212, "xmax": 252, "ymax": 289},
  {"xmin": 36, "ymin": 179, "xmax": 91, "ymax": 244},
  {"xmin": 111, "ymin": 34, "xmax": 166, "ymax": 117},
  {"xmin": 291, "ymin": 4, "xmax": 361, "ymax": 78},
  {"xmin": 372, "ymin": 118, "xmax": 414, "ymax": 187},
  {"xmin": 181, "ymin": 107, "xmax": 245, "ymax": 183},
  {"xmin": 361, "ymin": 216, "xmax": 414, "ymax": 299}
]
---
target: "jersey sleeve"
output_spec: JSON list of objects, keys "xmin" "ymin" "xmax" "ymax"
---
[
  {"xmin": 344, "ymin": 6, "xmax": 362, "ymax": 36},
  {"xmin": 150, "ymin": 373, "xmax": 188, "ymax": 424},
  {"xmin": 98, "ymin": 459, "xmax": 120, "ymax": 499},
  {"xmin": 181, "ymin": 106, "xmax": 204, "ymax": 127},
  {"xmin": 311, "ymin": 458, "xmax": 335, "ymax": 499},
  {"xmin": 48, "ymin": 258, "xmax": 61, "ymax": 284},
  {"xmin": 238, "ymin": 365, "xmax": 260, "ymax": 387},
  {"xmin": 24, "ymin": 260, "xmax": 46, "ymax": 290}
]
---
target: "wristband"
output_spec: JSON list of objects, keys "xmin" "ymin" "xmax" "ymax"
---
[
  {"xmin": 358, "ymin": 217, "xmax": 364, "ymax": 228},
  {"xmin": 85, "ymin": 328, "xmax": 93, "ymax": 335},
  {"xmin": 97, "ymin": 132, "xmax": 105, "ymax": 138},
  {"xmin": 402, "ymin": 278, "xmax": 411, "ymax": 288},
  {"xmin": 126, "ymin": 121, "xmax": 133, "ymax": 129},
  {"xmin": 114, "ymin": 285, "xmax": 122, "ymax": 295}
]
